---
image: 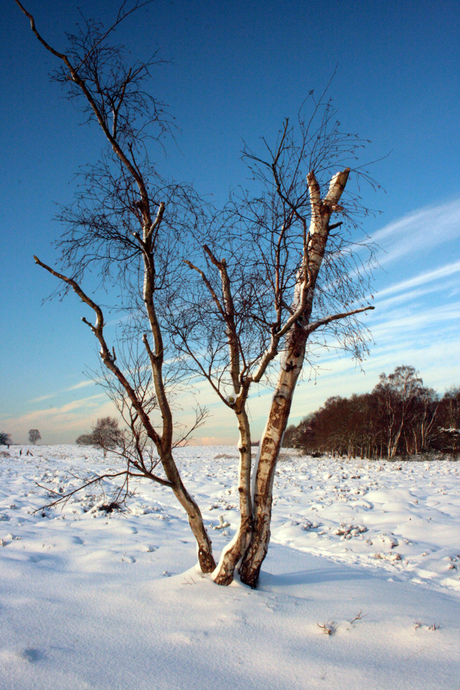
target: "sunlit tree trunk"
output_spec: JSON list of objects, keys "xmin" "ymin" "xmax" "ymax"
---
[{"xmin": 239, "ymin": 169, "xmax": 350, "ymax": 588}]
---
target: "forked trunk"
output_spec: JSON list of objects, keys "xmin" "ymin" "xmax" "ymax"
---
[
  {"xmin": 238, "ymin": 325, "xmax": 308, "ymax": 587},
  {"xmin": 239, "ymin": 168, "xmax": 350, "ymax": 588}
]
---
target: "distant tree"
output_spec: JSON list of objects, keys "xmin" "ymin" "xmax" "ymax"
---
[
  {"xmin": 282, "ymin": 425, "xmax": 298, "ymax": 448},
  {"xmin": 28, "ymin": 429, "xmax": 41, "ymax": 445},
  {"xmin": 76, "ymin": 418, "xmax": 123, "ymax": 457},
  {"xmin": 294, "ymin": 414, "xmax": 320, "ymax": 455},
  {"xmin": 91, "ymin": 417, "xmax": 123, "ymax": 456},
  {"xmin": 403, "ymin": 386, "xmax": 439, "ymax": 454},
  {"xmin": 373, "ymin": 365, "xmax": 424, "ymax": 459},
  {"xmin": 76, "ymin": 433, "xmax": 95, "ymax": 446},
  {"xmin": 0, "ymin": 432, "xmax": 12, "ymax": 447},
  {"xmin": 289, "ymin": 367, "xmax": 458, "ymax": 459},
  {"xmin": 433, "ymin": 387, "xmax": 460, "ymax": 456}
]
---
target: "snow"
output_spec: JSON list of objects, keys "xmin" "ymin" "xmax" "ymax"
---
[{"xmin": 1, "ymin": 445, "xmax": 459, "ymax": 689}]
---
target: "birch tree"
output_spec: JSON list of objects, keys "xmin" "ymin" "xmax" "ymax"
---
[
  {"xmin": 373, "ymin": 365, "xmax": 423, "ymax": 459},
  {"xmin": 171, "ymin": 106, "xmax": 376, "ymax": 586},
  {"xmin": 16, "ymin": 0, "xmax": 216, "ymax": 573},
  {"xmin": 17, "ymin": 0, "xmax": 377, "ymax": 588}
]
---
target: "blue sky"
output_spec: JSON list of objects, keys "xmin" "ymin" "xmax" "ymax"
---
[{"xmin": 1, "ymin": 0, "xmax": 459, "ymax": 444}]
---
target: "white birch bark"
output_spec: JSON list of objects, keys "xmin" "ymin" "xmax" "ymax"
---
[
  {"xmin": 212, "ymin": 407, "xmax": 253, "ymax": 585},
  {"xmin": 239, "ymin": 168, "xmax": 351, "ymax": 587}
]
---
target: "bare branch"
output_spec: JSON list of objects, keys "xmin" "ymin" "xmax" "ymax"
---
[
  {"xmin": 34, "ymin": 468, "xmax": 172, "ymax": 514},
  {"xmin": 305, "ymin": 305, "xmax": 375, "ymax": 335},
  {"xmin": 34, "ymin": 255, "xmax": 163, "ymax": 447}
]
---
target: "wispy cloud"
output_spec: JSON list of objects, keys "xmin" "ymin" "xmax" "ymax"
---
[
  {"xmin": 4, "ymin": 394, "xmax": 112, "ymax": 445},
  {"xmin": 372, "ymin": 277, "xmax": 458, "ymax": 311},
  {"xmin": 371, "ymin": 199, "xmax": 460, "ymax": 266},
  {"xmin": 28, "ymin": 379, "xmax": 96, "ymax": 404},
  {"xmin": 371, "ymin": 301, "xmax": 460, "ymax": 337},
  {"xmin": 65, "ymin": 381, "xmax": 96, "ymax": 392},
  {"xmin": 376, "ymin": 260, "xmax": 460, "ymax": 299},
  {"xmin": 190, "ymin": 435, "xmax": 236, "ymax": 446},
  {"xmin": 28, "ymin": 393, "xmax": 55, "ymax": 404}
]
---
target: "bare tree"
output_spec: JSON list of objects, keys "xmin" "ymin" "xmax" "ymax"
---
[
  {"xmin": 76, "ymin": 417, "xmax": 123, "ymax": 457},
  {"xmin": 436, "ymin": 387, "xmax": 460, "ymax": 456},
  {"xmin": 0, "ymin": 432, "xmax": 12, "ymax": 447},
  {"xmin": 404, "ymin": 386, "xmax": 439, "ymax": 455},
  {"xmin": 16, "ymin": 0, "xmax": 216, "ymax": 573},
  {"xmin": 373, "ymin": 365, "xmax": 424, "ymax": 459},
  {"xmin": 17, "ymin": 1, "xmax": 377, "ymax": 588},
  {"xmin": 91, "ymin": 417, "xmax": 122, "ymax": 451},
  {"xmin": 28, "ymin": 429, "xmax": 41, "ymax": 445},
  {"xmin": 170, "ymin": 102, "xmax": 377, "ymax": 586},
  {"xmin": 76, "ymin": 434, "xmax": 95, "ymax": 446}
]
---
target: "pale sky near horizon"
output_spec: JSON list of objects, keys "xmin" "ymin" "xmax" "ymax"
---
[{"xmin": 1, "ymin": 0, "xmax": 459, "ymax": 445}]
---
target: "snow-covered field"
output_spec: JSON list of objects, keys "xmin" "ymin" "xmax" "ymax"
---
[{"xmin": 1, "ymin": 445, "xmax": 459, "ymax": 689}]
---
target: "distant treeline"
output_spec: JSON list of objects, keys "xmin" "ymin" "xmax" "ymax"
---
[{"xmin": 283, "ymin": 366, "xmax": 460, "ymax": 459}]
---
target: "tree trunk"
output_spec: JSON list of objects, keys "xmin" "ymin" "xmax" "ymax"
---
[
  {"xmin": 160, "ymin": 450, "xmax": 216, "ymax": 573},
  {"xmin": 213, "ymin": 408, "xmax": 253, "ymax": 584},
  {"xmin": 239, "ymin": 168, "xmax": 350, "ymax": 588},
  {"xmin": 238, "ymin": 324, "xmax": 308, "ymax": 587}
]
